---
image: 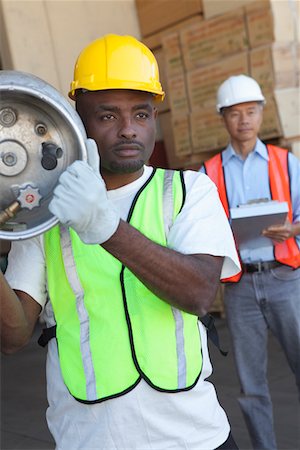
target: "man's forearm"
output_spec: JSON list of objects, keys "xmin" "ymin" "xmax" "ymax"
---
[
  {"xmin": 102, "ymin": 220, "xmax": 223, "ymax": 317},
  {"xmin": 0, "ymin": 271, "xmax": 40, "ymax": 353}
]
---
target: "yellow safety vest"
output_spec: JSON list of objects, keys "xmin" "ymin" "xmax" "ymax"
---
[{"xmin": 44, "ymin": 168, "xmax": 203, "ymax": 403}]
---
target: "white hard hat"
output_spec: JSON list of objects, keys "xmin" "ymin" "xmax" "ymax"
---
[{"xmin": 216, "ymin": 74, "xmax": 266, "ymax": 113}]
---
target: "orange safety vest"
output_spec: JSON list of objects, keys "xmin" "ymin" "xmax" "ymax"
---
[{"xmin": 204, "ymin": 144, "xmax": 300, "ymax": 281}]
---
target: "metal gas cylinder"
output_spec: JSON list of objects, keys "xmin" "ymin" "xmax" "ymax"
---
[{"xmin": 0, "ymin": 70, "xmax": 87, "ymax": 240}]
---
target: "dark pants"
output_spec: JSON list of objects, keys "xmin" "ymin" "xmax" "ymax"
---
[{"xmin": 215, "ymin": 432, "xmax": 239, "ymax": 449}]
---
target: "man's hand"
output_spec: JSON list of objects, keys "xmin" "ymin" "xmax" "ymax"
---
[
  {"xmin": 262, "ymin": 219, "xmax": 295, "ymax": 244},
  {"xmin": 49, "ymin": 139, "xmax": 120, "ymax": 244}
]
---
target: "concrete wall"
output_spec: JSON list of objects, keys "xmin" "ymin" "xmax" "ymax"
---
[{"xmin": 0, "ymin": 0, "xmax": 141, "ymax": 99}]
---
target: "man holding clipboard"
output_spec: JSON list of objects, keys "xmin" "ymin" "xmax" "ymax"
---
[{"xmin": 201, "ymin": 75, "xmax": 300, "ymax": 450}]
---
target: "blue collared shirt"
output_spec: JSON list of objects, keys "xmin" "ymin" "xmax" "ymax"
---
[{"xmin": 200, "ymin": 139, "xmax": 300, "ymax": 263}]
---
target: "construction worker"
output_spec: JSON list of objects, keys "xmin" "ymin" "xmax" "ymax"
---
[
  {"xmin": 201, "ymin": 74, "xmax": 300, "ymax": 450},
  {"xmin": 1, "ymin": 35, "xmax": 241, "ymax": 449}
]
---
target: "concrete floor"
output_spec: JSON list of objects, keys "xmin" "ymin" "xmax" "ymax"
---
[
  {"xmin": 1, "ymin": 318, "xmax": 299, "ymax": 450},
  {"xmin": 209, "ymin": 318, "xmax": 299, "ymax": 450}
]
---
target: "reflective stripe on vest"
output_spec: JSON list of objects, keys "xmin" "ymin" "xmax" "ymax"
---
[
  {"xmin": 59, "ymin": 226, "xmax": 97, "ymax": 400},
  {"xmin": 204, "ymin": 145, "xmax": 300, "ymax": 274},
  {"xmin": 163, "ymin": 170, "xmax": 187, "ymax": 387},
  {"xmin": 44, "ymin": 168, "xmax": 202, "ymax": 403}
]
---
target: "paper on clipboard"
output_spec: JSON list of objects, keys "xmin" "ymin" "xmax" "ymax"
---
[{"xmin": 230, "ymin": 200, "xmax": 289, "ymax": 249}]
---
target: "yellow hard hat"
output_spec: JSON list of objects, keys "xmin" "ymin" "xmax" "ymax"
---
[{"xmin": 69, "ymin": 34, "xmax": 165, "ymax": 102}]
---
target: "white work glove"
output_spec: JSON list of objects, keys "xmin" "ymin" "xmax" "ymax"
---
[{"xmin": 49, "ymin": 138, "xmax": 120, "ymax": 244}]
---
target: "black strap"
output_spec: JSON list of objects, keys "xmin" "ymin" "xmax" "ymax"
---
[
  {"xmin": 38, "ymin": 325, "xmax": 57, "ymax": 347},
  {"xmin": 199, "ymin": 314, "xmax": 228, "ymax": 356}
]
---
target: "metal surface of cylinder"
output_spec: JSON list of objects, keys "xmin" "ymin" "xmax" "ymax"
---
[{"xmin": 0, "ymin": 70, "xmax": 88, "ymax": 240}]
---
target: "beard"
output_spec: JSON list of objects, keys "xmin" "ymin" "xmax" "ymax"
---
[{"xmin": 108, "ymin": 159, "xmax": 145, "ymax": 174}]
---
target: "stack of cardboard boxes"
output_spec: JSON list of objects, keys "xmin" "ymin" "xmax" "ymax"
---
[
  {"xmin": 247, "ymin": 0, "xmax": 300, "ymax": 159},
  {"xmin": 136, "ymin": 0, "xmax": 300, "ymax": 169},
  {"xmin": 136, "ymin": 0, "xmax": 299, "ymax": 314}
]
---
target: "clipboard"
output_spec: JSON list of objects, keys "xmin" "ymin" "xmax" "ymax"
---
[{"xmin": 230, "ymin": 200, "xmax": 288, "ymax": 249}]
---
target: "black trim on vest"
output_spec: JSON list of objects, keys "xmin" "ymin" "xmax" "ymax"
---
[
  {"xmin": 121, "ymin": 257, "xmax": 202, "ymax": 394},
  {"xmin": 37, "ymin": 168, "xmax": 159, "ymax": 349},
  {"xmin": 39, "ymin": 318, "xmax": 142, "ymax": 404},
  {"xmin": 120, "ymin": 265, "xmax": 141, "ymax": 376},
  {"xmin": 38, "ymin": 325, "xmax": 56, "ymax": 347},
  {"xmin": 122, "ymin": 266, "xmax": 202, "ymax": 392},
  {"xmin": 39, "ymin": 168, "xmax": 203, "ymax": 398},
  {"xmin": 138, "ymin": 367, "xmax": 201, "ymax": 394},
  {"xmin": 199, "ymin": 314, "xmax": 228, "ymax": 356},
  {"xmin": 179, "ymin": 170, "xmax": 186, "ymax": 214},
  {"xmin": 74, "ymin": 376, "xmax": 142, "ymax": 405},
  {"xmin": 120, "ymin": 168, "xmax": 202, "ymax": 393},
  {"xmin": 126, "ymin": 167, "xmax": 157, "ymax": 222}
]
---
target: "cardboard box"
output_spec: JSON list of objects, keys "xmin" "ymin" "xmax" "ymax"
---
[
  {"xmin": 171, "ymin": 113, "xmax": 192, "ymax": 157},
  {"xmin": 274, "ymin": 88, "xmax": 300, "ymax": 139},
  {"xmin": 259, "ymin": 91, "xmax": 283, "ymax": 140},
  {"xmin": 159, "ymin": 111, "xmax": 192, "ymax": 168},
  {"xmin": 152, "ymin": 47, "xmax": 170, "ymax": 113},
  {"xmin": 180, "ymin": 9, "xmax": 248, "ymax": 70},
  {"xmin": 166, "ymin": 73, "xmax": 190, "ymax": 115},
  {"xmin": 187, "ymin": 52, "xmax": 249, "ymax": 110},
  {"xmin": 277, "ymin": 138, "xmax": 300, "ymax": 162},
  {"xmin": 190, "ymin": 107, "xmax": 228, "ymax": 152},
  {"xmin": 142, "ymin": 15, "xmax": 203, "ymax": 51},
  {"xmin": 187, "ymin": 150, "xmax": 220, "ymax": 169},
  {"xmin": 246, "ymin": 0, "xmax": 298, "ymax": 47},
  {"xmin": 176, "ymin": 153, "xmax": 211, "ymax": 169},
  {"xmin": 158, "ymin": 110, "xmax": 220, "ymax": 170},
  {"xmin": 202, "ymin": 0, "xmax": 257, "ymax": 19},
  {"xmin": 135, "ymin": 0, "xmax": 203, "ymax": 37},
  {"xmin": 250, "ymin": 43, "xmax": 300, "ymax": 91},
  {"xmin": 202, "ymin": 0, "xmax": 299, "ymax": 44},
  {"xmin": 161, "ymin": 32, "xmax": 185, "ymax": 78}
]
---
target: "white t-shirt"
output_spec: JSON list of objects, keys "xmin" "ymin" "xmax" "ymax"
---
[{"xmin": 5, "ymin": 166, "xmax": 240, "ymax": 449}]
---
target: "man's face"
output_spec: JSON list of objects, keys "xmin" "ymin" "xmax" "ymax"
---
[
  {"xmin": 222, "ymin": 101, "xmax": 263, "ymax": 146},
  {"xmin": 76, "ymin": 89, "xmax": 157, "ymax": 186}
]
